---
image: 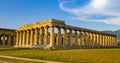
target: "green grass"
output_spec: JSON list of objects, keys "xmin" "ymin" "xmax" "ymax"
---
[
  {"xmin": 0, "ymin": 48, "xmax": 120, "ymax": 63},
  {"xmin": 0, "ymin": 57, "xmax": 43, "ymax": 63}
]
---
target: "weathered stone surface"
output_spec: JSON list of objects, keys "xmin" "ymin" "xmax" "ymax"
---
[{"xmin": 15, "ymin": 19, "xmax": 116, "ymax": 49}]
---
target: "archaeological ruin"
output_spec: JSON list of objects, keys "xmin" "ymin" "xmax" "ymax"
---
[
  {"xmin": 15, "ymin": 19, "xmax": 116, "ymax": 49},
  {"xmin": 0, "ymin": 28, "xmax": 16, "ymax": 46}
]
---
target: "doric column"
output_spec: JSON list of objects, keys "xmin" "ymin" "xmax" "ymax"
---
[
  {"xmin": 110, "ymin": 36, "xmax": 112, "ymax": 47},
  {"xmin": 44, "ymin": 26, "xmax": 48, "ymax": 46},
  {"xmin": 8, "ymin": 35, "xmax": 11, "ymax": 45},
  {"xmin": 95, "ymin": 33, "xmax": 98, "ymax": 47},
  {"xmin": 106, "ymin": 35, "xmax": 109, "ymax": 47},
  {"xmin": 19, "ymin": 31, "xmax": 22, "ymax": 46},
  {"xmin": 98, "ymin": 34, "xmax": 101, "ymax": 47},
  {"xmin": 93, "ymin": 33, "xmax": 96, "ymax": 47},
  {"xmin": 113, "ymin": 36, "xmax": 116, "ymax": 46},
  {"xmin": 26, "ymin": 30, "xmax": 30, "ymax": 46},
  {"xmin": 79, "ymin": 31, "xmax": 82, "ymax": 47},
  {"xmin": 111, "ymin": 36, "xmax": 113, "ymax": 47},
  {"xmin": 88, "ymin": 32, "xmax": 91, "ymax": 47},
  {"xmin": 16, "ymin": 31, "xmax": 19, "ymax": 46},
  {"xmin": 81, "ymin": 32, "xmax": 85, "ymax": 47},
  {"xmin": 104, "ymin": 35, "xmax": 107, "ymax": 47},
  {"xmin": 56, "ymin": 27, "xmax": 61, "ymax": 46},
  {"xmin": 74, "ymin": 30, "xmax": 78, "ymax": 46},
  {"xmin": 2, "ymin": 35, "xmax": 5, "ymax": 46},
  {"xmin": 102, "ymin": 35, "xmax": 105, "ymax": 47},
  {"xmin": 22, "ymin": 30, "xmax": 26, "ymax": 46},
  {"xmin": 69, "ymin": 29, "xmax": 72, "ymax": 46},
  {"xmin": 39, "ymin": 27, "xmax": 43, "ymax": 45},
  {"xmin": 34, "ymin": 28, "xmax": 38, "ymax": 45},
  {"xmin": 63, "ymin": 28, "xmax": 67, "ymax": 46},
  {"xmin": 49, "ymin": 25, "xmax": 54, "ymax": 47},
  {"xmin": 30, "ymin": 29, "xmax": 34, "ymax": 46},
  {"xmin": 99, "ymin": 34, "xmax": 101, "ymax": 47},
  {"xmin": 108, "ymin": 35, "xmax": 110, "ymax": 47}
]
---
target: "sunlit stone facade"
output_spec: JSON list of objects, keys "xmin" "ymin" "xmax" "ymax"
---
[
  {"xmin": 15, "ymin": 19, "xmax": 116, "ymax": 49},
  {"xmin": 0, "ymin": 28, "xmax": 16, "ymax": 46}
]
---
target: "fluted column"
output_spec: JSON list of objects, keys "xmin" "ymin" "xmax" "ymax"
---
[
  {"xmin": 34, "ymin": 28, "xmax": 38, "ymax": 45},
  {"xmin": 39, "ymin": 27, "xmax": 43, "ymax": 45},
  {"xmin": 102, "ymin": 35, "xmax": 105, "ymax": 47},
  {"xmin": 106, "ymin": 35, "xmax": 108, "ymax": 47},
  {"xmin": 22, "ymin": 30, "xmax": 26, "ymax": 46},
  {"xmin": 30, "ymin": 29, "xmax": 34, "ymax": 46},
  {"xmin": 49, "ymin": 26, "xmax": 54, "ymax": 47},
  {"xmin": 97, "ymin": 34, "xmax": 101, "ymax": 47},
  {"xmin": 56, "ymin": 27, "xmax": 61, "ymax": 46},
  {"xmin": 109, "ymin": 36, "xmax": 111, "ymax": 47},
  {"xmin": 16, "ymin": 31, "xmax": 19, "ymax": 46},
  {"xmin": 26, "ymin": 30, "xmax": 30, "ymax": 46},
  {"xmin": 104, "ymin": 35, "xmax": 107, "ymax": 47},
  {"xmin": 88, "ymin": 32, "xmax": 92, "ymax": 47},
  {"xmin": 44, "ymin": 26, "xmax": 48, "ymax": 46},
  {"xmin": 93, "ymin": 33, "xmax": 96, "ymax": 47},
  {"xmin": 63, "ymin": 28, "xmax": 67, "ymax": 46},
  {"xmin": 106, "ymin": 36, "xmax": 109, "ymax": 47},
  {"xmin": 8, "ymin": 35, "xmax": 11, "ymax": 45},
  {"xmin": 111, "ymin": 36, "xmax": 114, "ymax": 47},
  {"xmin": 2, "ymin": 35, "xmax": 5, "ymax": 46},
  {"xmin": 75, "ymin": 30, "xmax": 78, "ymax": 46},
  {"xmin": 95, "ymin": 33, "xmax": 98, "ymax": 47},
  {"xmin": 19, "ymin": 31, "xmax": 22, "ymax": 46},
  {"xmin": 78, "ymin": 31, "xmax": 81, "ymax": 46},
  {"xmin": 113, "ymin": 36, "xmax": 116, "ymax": 46},
  {"xmin": 99, "ymin": 34, "xmax": 102, "ymax": 47},
  {"xmin": 69, "ymin": 29, "xmax": 72, "ymax": 46}
]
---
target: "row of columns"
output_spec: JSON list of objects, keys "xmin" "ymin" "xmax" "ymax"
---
[
  {"xmin": 16, "ymin": 25, "xmax": 116, "ymax": 48},
  {"xmin": 0, "ymin": 34, "xmax": 14, "ymax": 46}
]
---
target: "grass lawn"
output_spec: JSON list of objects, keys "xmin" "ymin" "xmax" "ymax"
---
[{"xmin": 0, "ymin": 48, "xmax": 120, "ymax": 63}]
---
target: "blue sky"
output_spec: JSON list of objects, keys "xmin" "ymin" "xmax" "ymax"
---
[{"xmin": 0, "ymin": 0, "xmax": 120, "ymax": 31}]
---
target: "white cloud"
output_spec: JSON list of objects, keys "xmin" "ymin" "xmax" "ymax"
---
[{"xmin": 59, "ymin": 0, "xmax": 120, "ymax": 25}]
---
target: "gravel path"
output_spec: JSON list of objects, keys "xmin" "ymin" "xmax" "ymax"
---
[{"xmin": 0, "ymin": 55, "xmax": 64, "ymax": 63}]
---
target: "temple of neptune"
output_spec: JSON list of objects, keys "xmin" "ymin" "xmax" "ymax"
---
[{"xmin": 15, "ymin": 19, "xmax": 116, "ymax": 49}]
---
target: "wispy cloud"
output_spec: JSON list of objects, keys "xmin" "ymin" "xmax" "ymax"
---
[{"xmin": 58, "ymin": 0, "xmax": 120, "ymax": 25}]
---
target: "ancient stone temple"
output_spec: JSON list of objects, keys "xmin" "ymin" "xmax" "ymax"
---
[
  {"xmin": 0, "ymin": 28, "xmax": 16, "ymax": 46},
  {"xmin": 15, "ymin": 19, "xmax": 116, "ymax": 49}
]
